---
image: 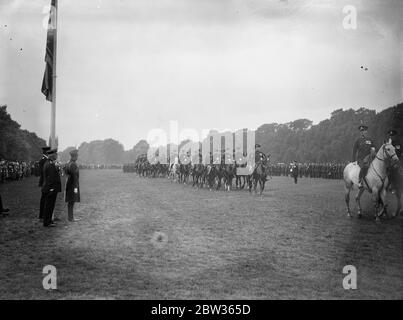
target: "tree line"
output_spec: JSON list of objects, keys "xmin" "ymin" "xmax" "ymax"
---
[
  {"xmin": 256, "ymin": 103, "xmax": 402, "ymax": 163},
  {"xmin": 1, "ymin": 103, "xmax": 401, "ymax": 164},
  {"xmin": 0, "ymin": 105, "xmax": 47, "ymax": 161},
  {"xmin": 62, "ymin": 103, "xmax": 401, "ymax": 165}
]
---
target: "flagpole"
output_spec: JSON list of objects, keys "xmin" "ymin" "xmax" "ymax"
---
[{"xmin": 50, "ymin": 0, "xmax": 58, "ymax": 149}]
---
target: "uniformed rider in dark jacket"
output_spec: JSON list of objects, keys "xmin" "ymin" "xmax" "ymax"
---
[
  {"xmin": 352, "ymin": 124, "xmax": 376, "ymax": 188},
  {"xmin": 386, "ymin": 129, "xmax": 402, "ymax": 192},
  {"xmin": 251, "ymin": 144, "xmax": 267, "ymax": 175}
]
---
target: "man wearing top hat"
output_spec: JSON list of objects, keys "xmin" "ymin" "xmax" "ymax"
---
[
  {"xmin": 42, "ymin": 149, "xmax": 61, "ymax": 227},
  {"xmin": 352, "ymin": 124, "xmax": 376, "ymax": 188},
  {"xmin": 64, "ymin": 149, "xmax": 81, "ymax": 222},
  {"xmin": 38, "ymin": 146, "xmax": 51, "ymax": 220}
]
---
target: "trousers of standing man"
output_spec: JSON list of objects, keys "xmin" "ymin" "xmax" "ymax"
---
[
  {"xmin": 41, "ymin": 156, "xmax": 61, "ymax": 227},
  {"xmin": 43, "ymin": 191, "xmax": 57, "ymax": 226},
  {"xmin": 39, "ymin": 192, "xmax": 46, "ymax": 219},
  {"xmin": 38, "ymin": 153, "xmax": 49, "ymax": 219}
]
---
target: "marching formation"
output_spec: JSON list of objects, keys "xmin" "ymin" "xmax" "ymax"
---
[
  {"xmin": 122, "ymin": 126, "xmax": 403, "ymax": 217},
  {"xmin": 123, "ymin": 145, "xmax": 271, "ymax": 194}
]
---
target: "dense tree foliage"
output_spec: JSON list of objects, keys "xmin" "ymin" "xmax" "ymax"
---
[
  {"xmin": 2, "ymin": 102, "xmax": 401, "ymax": 164},
  {"xmin": 256, "ymin": 103, "xmax": 402, "ymax": 163},
  {"xmin": 58, "ymin": 103, "xmax": 403, "ymax": 164},
  {"xmin": 59, "ymin": 139, "xmax": 126, "ymax": 164},
  {"xmin": 0, "ymin": 105, "xmax": 46, "ymax": 161},
  {"xmin": 122, "ymin": 139, "xmax": 150, "ymax": 163}
]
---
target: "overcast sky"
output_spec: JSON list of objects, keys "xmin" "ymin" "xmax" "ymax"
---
[{"xmin": 1, "ymin": 0, "xmax": 402, "ymax": 150}]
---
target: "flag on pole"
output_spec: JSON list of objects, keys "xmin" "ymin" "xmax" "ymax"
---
[{"xmin": 41, "ymin": 0, "xmax": 57, "ymax": 102}]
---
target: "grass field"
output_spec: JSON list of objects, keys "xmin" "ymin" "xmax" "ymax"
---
[{"xmin": 0, "ymin": 170, "xmax": 402, "ymax": 300}]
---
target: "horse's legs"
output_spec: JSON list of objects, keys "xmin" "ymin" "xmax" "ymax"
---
[
  {"xmin": 372, "ymin": 189, "xmax": 382, "ymax": 222},
  {"xmin": 345, "ymin": 187, "xmax": 352, "ymax": 217},
  {"xmin": 259, "ymin": 178, "xmax": 265, "ymax": 195},
  {"xmin": 394, "ymin": 187, "xmax": 402, "ymax": 217},
  {"xmin": 192, "ymin": 175, "xmax": 197, "ymax": 187},
  {"xmin": 355, "ymin": 188, "xmax": 365, "ymax": 218},
  {"xmin": 377, "ymin": 188, "xmax": 388, "ymax": 219}
]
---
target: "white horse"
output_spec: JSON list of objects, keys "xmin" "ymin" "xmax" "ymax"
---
[
  {"xmin": 343, "ymin": 143, "xmax": 400, "ymax": 221},
  {"xmin": 168, "ymin": 157, "xmax": 180, "ymax": 182}
]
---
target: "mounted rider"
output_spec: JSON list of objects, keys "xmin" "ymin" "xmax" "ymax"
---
[
  {"xmin": 386, "ymin": 129, "xmax": 402, "ymax": 192},
  {"xmin": 386, "ymin": 129, "xmax": 401, "ymax": 159},
  {"xmin": 352, "ymin": 123, "xmax": 376, "ymax": 188},
  {"xmin": 251, "ymin": 144, "xmax": 268, "ymax": 175}
]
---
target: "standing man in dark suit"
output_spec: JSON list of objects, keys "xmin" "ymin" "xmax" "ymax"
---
[
  {"xmin": 42, "ymin": 149, "xmax": 61, "ymax": 227},
  {"xmin": 38, "ymin": 146, "xmax": 51, "ymax": 220},
  {"xmin": 352, "ymin": 124, "xmax": 375, "ymax": 188},
  {"xmin": 65, "ymin": 149, "xmax": 81, "ymax": 222},
  {"xmin": 291, "ymin": 161, "xmax": 299, "ymax": 184}
]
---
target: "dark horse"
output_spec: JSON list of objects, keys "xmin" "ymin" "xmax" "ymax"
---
[
  {"xmin": 204, "ymin": 165, "xmax": 218, "ymax": 190},
  {"xmin": 222, "ymin": 164, "xmax": 236, "ymax": 191},
  {"xmin": 191, "ymin": 164, "xmax": 206, "ymax": 188},
  {"xmin": 388, "ymin": 164, "xmax": 403, "ymax": 216},
  {"xmin": 249, "ymin": 162, "xmax": 267, "ymax": 195}
]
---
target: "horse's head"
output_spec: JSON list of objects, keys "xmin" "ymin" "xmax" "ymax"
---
[{"xmin": 379, "ymin": 143, "xmax": 400, "ymax": 167}]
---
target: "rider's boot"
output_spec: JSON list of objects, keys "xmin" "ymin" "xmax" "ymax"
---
[{"xmin": 358, "ymin": 168, "xmax": 364, "ymax": 188}]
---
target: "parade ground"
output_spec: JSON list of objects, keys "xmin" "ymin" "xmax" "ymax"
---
[{"xmin": 0, "ymin": 170, "xmax": 402, "ymax": 300}]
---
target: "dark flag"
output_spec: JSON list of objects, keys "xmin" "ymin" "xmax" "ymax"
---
[{"xmin": 41, "ymin": 0, "xmax": 57, "ymax": 102}]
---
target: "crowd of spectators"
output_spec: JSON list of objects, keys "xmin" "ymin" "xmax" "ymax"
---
[{"xmin": 0, "ymin": 160, "xmax": 38, "ymax": 183}]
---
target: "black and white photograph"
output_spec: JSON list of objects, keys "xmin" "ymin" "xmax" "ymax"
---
[{"xmin": 0, "ymin": 0, "xmax": 402, "ymax": 304}]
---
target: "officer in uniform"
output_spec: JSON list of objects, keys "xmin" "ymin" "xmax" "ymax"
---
[
  {"xmin": 352, "ymin": 124, "xmax": 376, "ymax": 188},
  {"xmin": 42, "ymin": 149, "xmax": 61, "ymax": 227},
  {"xmin": 386, "ymin": 129, "xmax": 402, "ymax": 192},
  {"xmin": 251, "ymin": 144, "xmax": 267, "ymax": 175},
  {"xmin": 38, "ymin": 146, "xmax": 51, "ymax": 220},
  {"xmin": 386, "ymin": 130, "xmax": 401, "ymax": 159},
  {"xmin": 65, "ymin": 149, "xmax": 81, "ymax": 222}
]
